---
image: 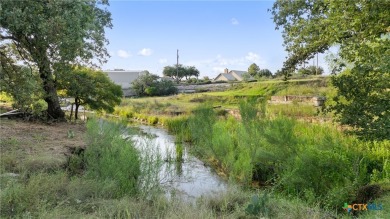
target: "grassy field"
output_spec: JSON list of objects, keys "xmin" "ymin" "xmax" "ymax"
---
[{"xmin": 114, "ymin": 77, "xmax": 333, "ymax": 124}]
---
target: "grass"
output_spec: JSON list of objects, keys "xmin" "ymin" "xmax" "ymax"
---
[
  {"xmin": 1, "ymin": 115, "xmax": 388, "ymax": 218},
  {"xmin": 0, "ymin": 118, "xmax": 346, "ymax": 218},
  {"xmin": 1, "ymin": 77, "xmax": 387, "ymax": 218},
  {"xmin": 168, "ymin": 102, "xmax": 389, "ymax": 214},
  {"xmin": 114, "ymin": 77, "xmax": 332, "ymax": 124}
]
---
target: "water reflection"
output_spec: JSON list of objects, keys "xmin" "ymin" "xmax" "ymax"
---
[{"xmin": 129, "ymin": 125, "xmax": 227, "ymax": 201}]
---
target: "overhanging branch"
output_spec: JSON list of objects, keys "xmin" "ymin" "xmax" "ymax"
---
[{"xmin": 0, "ymin": 34, "xmax": 17, "ymax": 41}]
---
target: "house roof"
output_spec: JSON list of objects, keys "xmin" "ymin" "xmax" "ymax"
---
[
  {"xmin": 230, "ymin": 70, "xmax": 254, "ymax": 80},
  {"xmin": 230, "ymin": 70, "xmax": 247, "ymax": 76},
  {"xmin": 215, "ymin": 73, "xmax": 236, "ymax": 81},
  {"xmin": 222, "ymin": 73, "xmax": 236, "ymax": 80}
]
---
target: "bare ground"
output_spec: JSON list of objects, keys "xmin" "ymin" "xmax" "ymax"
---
[{"xmin": 0, "ymin": 118, "xmax": 86, "ymax": 172}]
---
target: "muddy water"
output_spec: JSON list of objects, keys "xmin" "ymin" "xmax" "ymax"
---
[{"xmin": 130, "ymin": 125, "xmax": 227, "ymax": 201}]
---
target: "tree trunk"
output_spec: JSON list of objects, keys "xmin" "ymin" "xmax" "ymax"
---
[
  {"xmin": 38, "ymin": 57, "xmax": 65, "ymax": 121},
  {"xmin": 75, "ymin": 97, "xmax": 79, "ymax": 120},
  {"xmin": 70, "ymin": 103, "xmax": 74, "ymax": 120}
]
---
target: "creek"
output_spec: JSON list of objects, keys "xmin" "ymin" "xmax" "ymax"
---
[{"xmin": 128, "ymin": 125, "xmax": 227, "ymax": 202}]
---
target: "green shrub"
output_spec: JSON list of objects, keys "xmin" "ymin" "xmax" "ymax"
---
[
  {"xmin": 0, "ymin": 91, "xmax": 13, "ymax": 103},
  {"xmin": 31, "ymin": 99, "xmax": 48, "ymax": 117},
  {"xmin": 188, "ymin": 105, "xmax": 216, "ymax": 148},
  {"xmin": 84, "ymin": 119, "xmax": 141, "ymax": 197},
  {"xmin": 147, "ymin": 116, "xmax": 158, "ymax": 125}
]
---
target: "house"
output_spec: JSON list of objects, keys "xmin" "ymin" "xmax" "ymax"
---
[
  {"xmin": 214, "ymin": 68, "xmax": 253, "ymax": 82},
  {"xmin": 104, "ymin": 69, "xmax": 146, "ymax": 96}
]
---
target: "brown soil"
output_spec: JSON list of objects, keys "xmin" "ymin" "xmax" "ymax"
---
[{"xmin": 0, "ymin": 118, "xmax": 86, "ymax": 166}]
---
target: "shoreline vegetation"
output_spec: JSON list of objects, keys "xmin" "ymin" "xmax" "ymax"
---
[{"xmin": 1, "ymin": 79, "xmax": 389, "ymax": 218}]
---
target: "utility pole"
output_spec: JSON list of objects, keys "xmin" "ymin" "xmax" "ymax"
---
[
  {"xmin": 316, "ymin": 53, "xmax": 319, "ymax": 75},
  {"xmin": 176, "ymin": 49, "xmax": 179, "ymax": 84},
  {"xmin": 313, "ymin": 56, "xmax": 315, "ymax": 67}
]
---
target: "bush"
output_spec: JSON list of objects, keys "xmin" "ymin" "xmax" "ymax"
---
[
  {"xmin": 147, "ymin": 116, "xmax": 158, "ymax": 125},
  {"xmin": 31, "ymin": 99, "xmax": 48, "ymax": 117},
  {"xmin": 85, "ymin": 118, "xmax": 141, "ymax": 197},
  {"xmin": 131, "ymin": 72, "xmax": 178, "ymax": 97}
]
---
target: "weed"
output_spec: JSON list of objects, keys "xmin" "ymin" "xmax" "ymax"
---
[
  {"xmin": 67, "ymin": 129, "xmax": 75, "ymax": 138},
  {"xmin": 245, "ymin": 193, "xmax": 269, "ymax": 217}
]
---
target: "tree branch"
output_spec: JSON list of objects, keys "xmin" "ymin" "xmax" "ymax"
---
[{"xmin": 0, "ymin": 34, "xmax": 17, "ymax": 41}]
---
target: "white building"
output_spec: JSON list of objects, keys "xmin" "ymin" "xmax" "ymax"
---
[
  {"xmin": 104, "ymin": 69, "xmax": 145, "ymax": 89},
  {"xmin": 103, "ymin": 69, "xmax": 147, "ymax": 96}
]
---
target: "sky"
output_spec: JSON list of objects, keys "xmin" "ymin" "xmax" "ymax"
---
[{"xmin": 102, "ymin": 0, "xmax": 328, "ymax": 78}]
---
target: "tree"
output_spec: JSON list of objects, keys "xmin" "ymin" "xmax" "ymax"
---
[
  {"xmin": 271, "ymin": 0, "xmax": 390, "ymax": 73},
  {"xmin": 184, "ymin": 66, "xmax": 200, "ymax": 80},
  {"xmin": 241, "ymin": 72, "xmax": 251, "ymax": 82},
  {"xmin": 131, "ymin": 71, "xmax": 159, "ymax": 96},
  {"xmin": 131, "ymin": 71, "xmax": 177, "ymax": 97},
  {"xmin": 155, "ymin": 79, "xmax": 178, "ymax": 96},
  {"xmin": 0, "ymin": 63, "xmax": 44, "ymax": 114},
  {"xmin": 296, "ymin": 66, "xmax": 323, "ymax": 76},
  {"xmin": 248, "ymin": 63, "xmax": 260, "ymax": 77},
  {"xmin": 163, "ymin": 64, "xmax": 200, "ymax": 83},
  {"xmin": 306, "ymin": 66, "xmax": 324, "ymax": 75},
  {"xmin": 58, "ymin": 67, "xmax": 123, "ymax": 120},
  {"xmin": 272, "ymin": 0, "xmax": 390, "ymax": 140},
  {"xmin": 0, "ymin": 45, "xmax": 44, "ymax": 113},
  {"xmin": 259, "ymin": 69, "xmax": 273, "ymax": 78},
  {"xmin": 274, "ymin": 70, "xmax": 285, "ymax": 78},
  {"xmin": 0, "ymin": 0, "xmax": 112, "ymax": 120}
]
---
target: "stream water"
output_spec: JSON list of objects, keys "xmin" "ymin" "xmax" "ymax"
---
[{"xmin": 129, "ymin": 125, "xmax": 227, "ymax": 201}]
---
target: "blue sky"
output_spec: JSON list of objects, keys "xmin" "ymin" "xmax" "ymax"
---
[{"xmin": 102, "ymin": 0, "xmax": 327, "ymax": 78}]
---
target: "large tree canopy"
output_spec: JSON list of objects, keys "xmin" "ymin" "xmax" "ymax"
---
[
  {"xmin": 58, "ymin": 67, "xmax": 122, "ymax": 120},
  {"xmin": 0, "ymin": 0, "xmax": 112, "ymax": 120},
  {"xmin": 271, "ymin": 0, "xmax": 390, "ymax": 72},
  {"xmin": 272, "ymin": 0, "xmax": 390, "ymax": 140},
  {"xmin": 163, "ymin": 64, "xmax": 200, "ymax": 83}
]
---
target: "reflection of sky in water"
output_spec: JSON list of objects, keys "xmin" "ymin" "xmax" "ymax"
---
[{"xmin": 130, "ymin": 125, "xmax": 227, "ymax": 201}]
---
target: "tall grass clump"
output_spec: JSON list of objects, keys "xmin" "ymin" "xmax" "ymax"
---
[
  {"xmin": 165, "ymin": 116, "xmax": 191, "ymax": 142},
  {"xmin": 187, "ymin": 105, "xmax": 217, "ymax": 156},
  {"xmin": 84, "ymin": 118, "xmax": 141, "ymax": 197},
  {"xmin": 180, "ymin": 101, "xmax": 389, "ymax": 211}
]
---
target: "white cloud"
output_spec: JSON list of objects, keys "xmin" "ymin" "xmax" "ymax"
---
[
  {"xmin": 117, "ymin": 50, "xmax": 131, "ymax": 58},
  {"xmin": 245, "ymin": 52, "xmax": 260, "ymax": 63},
  {"xmin": 138, "ymin": 48, "xmax": 153, "ymax": 56},
  {"xmin": 212, "ymin": 67, "xmax": 225, "ymax": 74},
  {"xmin": 158, "ymin": 58, "xmax": 168, "ymax": 64},
  {"xmin": 231, "ymin": 18, "xmax": 239, "ymax": 25}
]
